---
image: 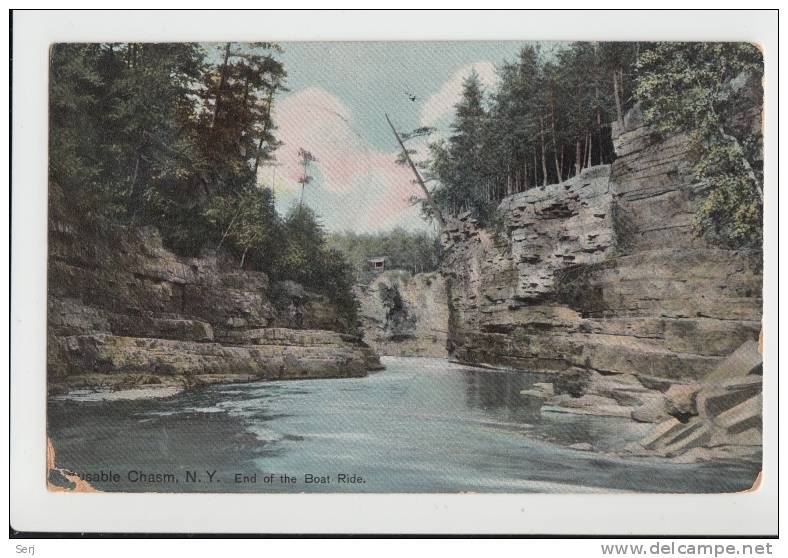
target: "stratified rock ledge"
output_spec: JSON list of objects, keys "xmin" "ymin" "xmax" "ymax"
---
[
  {"xmin": 440, "ymin": 110, "xmax": 762, "ymax": 464},
  {"xmin": 48, "ymin": 189, "xmax": 382, "ymax": 393}
]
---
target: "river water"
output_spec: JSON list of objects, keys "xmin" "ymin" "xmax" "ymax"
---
[{"xmin": 47, "ymin": 357, "xmax": 759, "ymax": 493}]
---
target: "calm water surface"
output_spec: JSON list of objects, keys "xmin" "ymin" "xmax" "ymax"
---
[{"xmin": 47, "ymin": 357, "xmax": 760, "ymax": 493}]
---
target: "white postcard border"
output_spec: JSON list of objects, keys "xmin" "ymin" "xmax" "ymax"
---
[{"xmin": 9, "ymin": 9, "xmax": 779, "ymax": 535}]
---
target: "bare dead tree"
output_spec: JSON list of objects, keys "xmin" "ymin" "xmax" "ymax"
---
[{"xmin": 297, "ymin": 148, "xmax": 317, "ymax": 209}]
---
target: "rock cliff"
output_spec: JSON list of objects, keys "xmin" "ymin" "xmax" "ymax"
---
[
  {"xmin": 442, "ymin": 114, "xmax": 761, "ymax": 379},
  {"xmin": 440, "ymin": 110, "xmax": 762, "ymax": 458},
  {"xmin": 47, "ymin": 189, "xmax": 381, "ymax": 393},
  {"xmin": 355, "ymin": 270, "xmax": 448, "ymax": 357}
]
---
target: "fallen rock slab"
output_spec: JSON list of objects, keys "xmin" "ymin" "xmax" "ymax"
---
[{"xmin": 704, "ymin": 339, "xmax": 761, "ymax": 383}]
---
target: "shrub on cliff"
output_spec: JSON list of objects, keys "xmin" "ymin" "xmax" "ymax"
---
[{"xmin": 635, "ymin": 42, "xmax": 763, "ymax": 249}]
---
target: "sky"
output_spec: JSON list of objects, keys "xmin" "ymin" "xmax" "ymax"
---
[{"xmin": 247, "ymin": 41, "xmax": 530, "ymax": 234}]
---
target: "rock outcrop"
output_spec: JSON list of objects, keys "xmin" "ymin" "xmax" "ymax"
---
[
  {"xmin": 355, "ymin": 270, "xmax": 448, "ymax": 357},
  {"xmin": 627, "ymin": 338, "xmax": 762, "ymax": 461},
  {"xmin": 440, "ymin": 111, "xmax": 762, "ymax": 447},
  {"xmin": 48, "ymin": 190, "xmax": 381, "ymax": 393}
]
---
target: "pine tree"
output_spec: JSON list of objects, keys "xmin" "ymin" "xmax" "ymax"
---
[{"xmin": 429, "ymin": 70, "xmax": 491, "ymax": 220}]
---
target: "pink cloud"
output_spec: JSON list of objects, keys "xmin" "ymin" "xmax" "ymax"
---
[
  {"xmin": 261, "ymin": 86, "xmax": 427, "ymax": 232},
  {"xmin": 356, "ymin": 172, "xmax": 424, "ymax": 231},
  {"xmin": 269, "ymin": 87, "xmax": 413, "ymax": 196}
]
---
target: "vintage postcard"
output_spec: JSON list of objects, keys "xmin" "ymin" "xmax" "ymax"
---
[{"xmin": 42, "ymin": 37, "xmax": 765, "ymax": 499}]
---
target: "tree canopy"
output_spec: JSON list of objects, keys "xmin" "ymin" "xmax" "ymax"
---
[
  {"xmin": 423, "ymin": 43, "xmax": 639, "ymax": 224},
  {"xmin": 50, "ymin": 42, "xmax": 359, "ymax": 331},
  {"xmin": 422, "ymin": 42, "xmax": 762, "ymax": 248},
  {"xmin": 327, "ymin": 228, "xmax": 441, "ymax": 279}
]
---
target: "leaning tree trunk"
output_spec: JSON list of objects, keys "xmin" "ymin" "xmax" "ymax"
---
[
  {"xmin": 211, "ymin": 42, "xmax": 232, "ymax": 129},
  {"xmin": 613, "ymin": 68, "xmax": 624, "ymax": 127},
  {"xmin": 540, "ymin": 118, "xmax": 548, "ymax": 186},
  {"xmin": 385, "ymin": 113, "xmax": 445, "ymax": 229}
]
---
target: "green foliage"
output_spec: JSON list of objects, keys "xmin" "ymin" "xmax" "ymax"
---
[
  {"xmin": 49, "ymin": 42, "xmax": 359, "ymax": 332},
  {"xmin": 326, "ymin": 228, "xmax": 441, "ymax": 278},
  {"xmin": 427, "ymin": 70, "xmax": 498, "ymax": 223},
  {"xmin": 49, "ymin": 42, "xmax": 288, "ymax": 248},
  {"xmin": 427, "ymin": 43, "xmax": 640, "ymax": 225},
  {"xmin": 204, "ymin": 185, "xmax": 280, "ymax": 269},
  {"xmin": 635, "ymin": 42, "xmax": 763, "ymax": 247},
  {"xmin": 278, "ymin": 207, "xmax": 359, "ymax": 330},
  {"xmin": 49, "ymin": 44, "xmax": 121, "ymax": 224},
  {"xmin": 424, "ymin": 40, "xmax": 762, "ymax": 249}
]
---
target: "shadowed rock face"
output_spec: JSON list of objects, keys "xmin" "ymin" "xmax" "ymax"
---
[
  {"xmin": 47, "ymin": 195, "xmax": 381, "ymax": 392},
  {"xmin": 440, "ymin": 112, "xmax": 762, "ymax": 426},
  {"xmin": 355, "ymin": 270, "xmax": 448, "ymax": 357}
]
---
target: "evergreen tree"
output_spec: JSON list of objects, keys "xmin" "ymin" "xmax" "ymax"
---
[
  {"xmin": 425, "ymin": 42, "xmax": 647, "ymax": 222},
  {"xmin": 49, "ymin": 44, "xmax": 110, "ymax": 221},
  {"xmin": 429, "ymin": 70, "xmax": 492, "ymax": 220},
  {"xmin": 49, "ymin": 42, "xmax": 359, "ymax": 331}
]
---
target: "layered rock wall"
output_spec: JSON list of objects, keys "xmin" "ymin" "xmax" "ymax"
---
[
  {"xmin": 355, "ymin": 270, "xmax": 448, "ymax": 357},
  {"xmin": 47, "ymin": 193, "xmax": 380, "ymax": 391},
  {"xmin": 441, "ymin": 116, "xmax": 762, "ymax": 387}
]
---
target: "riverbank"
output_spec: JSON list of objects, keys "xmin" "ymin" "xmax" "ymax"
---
[
  {"xmin": 450, "ymin": 332, "xmax": 762, "ymax": 465},
  {"xmin": 48, "ymin": 185, "xmax": 383, "ymax": 391}
]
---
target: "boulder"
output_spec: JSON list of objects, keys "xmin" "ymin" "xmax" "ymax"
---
[
  {"xmin": 631, "ymin": 337, "xmax": 763, "ymax": 461},
  {"xmin": 545, "ymin": 393, "xmax": 633, "ymax": 419},
  {"xmin": 639, "ymin": 418, "xmax": 684, "ymax": 450},
  {"xmin": 664, "ymin": 383, "xmax": 701, "ymax": 418},
  {"xmin": 713, "ymin": 392, "xmax": 762, "ymax": 433},
  {"xmin": 662, "ymin": 422, "xmax": 713, "ymax": 455},
  {"xmin": 696, "ymin": 376, "xmax": 763, "ymax": 417}
]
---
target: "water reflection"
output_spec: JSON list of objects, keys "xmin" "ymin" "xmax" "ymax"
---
[{"xmin": 462, "ymin": 368, "xmax": 545, "ymax": 420}]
